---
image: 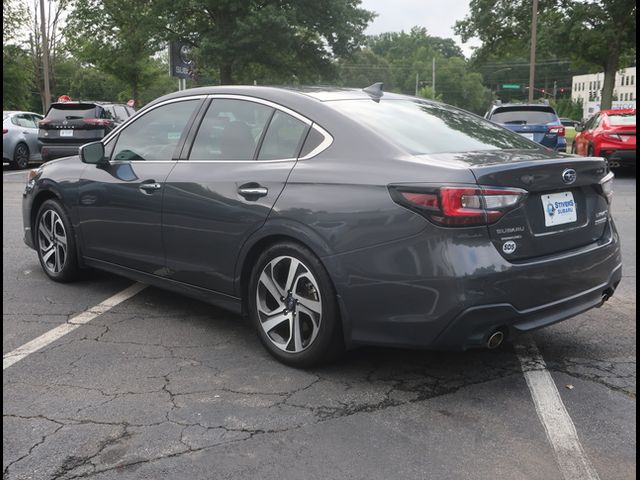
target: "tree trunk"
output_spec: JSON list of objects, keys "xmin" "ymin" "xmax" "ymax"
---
[
  {"xmin": 132, "ymin": 82, "xmax": 139, "ymax": 108},
  {"xmin": 600, "ymin": 46, "xmax": 620, "ymax": 110},
  {"xmin": 219, "ymin": 63, "xmax": 233, "ymax": 85}
]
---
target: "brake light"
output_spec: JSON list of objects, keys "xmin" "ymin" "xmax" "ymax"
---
[
  {"xmin": 548, "ymin": 126, "xmax": 565, "ymax": 136},
  {"xmin": 390, "ymin": 185, "xmax": 527, "ymax": 226},
  {"xmin": 3, "ymin": 128, "xmax": 8, "ymax": 135},
  {"xmin": 599, "ymin": 172, "xmax": 614, "ymax": 204},
  {"xmin": 82, "ymin": 118, "xmax": 112, "ymax": 126},
  {"xmin": 604, "ymin": 133, "xmax": 622, "ymax": 141}
]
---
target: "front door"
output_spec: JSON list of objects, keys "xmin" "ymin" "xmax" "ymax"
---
[{"xmin": 77, "ymin": 98, "xmax": 202, "ymax": 274}]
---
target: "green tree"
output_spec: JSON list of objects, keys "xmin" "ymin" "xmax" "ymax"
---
[
  {"xmin": 337, "ymin": 49, "xmax": 393, "ymax": 89},
  {"xmin": 455, "ymin": 0, "xmax": 637, "ymax": 110},
  {"xmin": 417, "ymin": 85, "xmax": 442, "ymax": 102},
  {"xmin": 65, "ymin": 0, "xmax": 163, "ymax": 105},
  {"xmin": 152, "ymin": 0, "xmax": 374, "ymax": 84},
  {"xmin": 3, "ymin": 45, "xmax": 34, "ymax": 111}
]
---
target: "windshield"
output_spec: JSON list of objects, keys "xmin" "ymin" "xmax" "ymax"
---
[
  {"xmin": 608, "ymin": 113, "xmax": 636, "ymax": 126},
  {"xmin": 329, "ymin": 99, "xmax": 537, "ymax": 155},
  {"xmin": 46, "ymin": 104, "xmax": 99, "ymax": 120},
  {"xmin": 490, "ymin": 107, "xmax": 558, "ymax": 125}
]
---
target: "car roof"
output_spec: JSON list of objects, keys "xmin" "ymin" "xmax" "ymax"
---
[
  {"xmin": 3, "ymin": 111, "xmax": 42, "ymax": 115},
  {"xmin": 491, "ymin": 103, "xmax": 556, "ymax": 110}
]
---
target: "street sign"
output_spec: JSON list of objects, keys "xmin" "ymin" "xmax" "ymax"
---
[
  {"xmin": 169, "ymin": 42, "xmax": 195, "ymax": 79},
  {"xmin": 501, "ymin": 84, "xmax": 521, "ymax": 90}
]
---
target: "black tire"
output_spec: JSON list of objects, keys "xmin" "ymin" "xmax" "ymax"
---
[
  {"xmin": 13, "ymin": 143, "xmax": 29, "ymax": 170},
  {"xmin": 35, "ymin": 199, "xmax": 81, "ymax": 282},
  {"xmin": 248, "ymin": 242, "xmax": 343, "ymax": 368}
]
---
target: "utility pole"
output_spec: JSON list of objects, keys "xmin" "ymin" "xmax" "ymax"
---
[
  {"xmin": 432, "ymin": 58, "xmax": 436, "ymax": 97},
  {"xmin": 415, "ymin": 72, "xmax": 419, "ymax": 96},
  {"xmin": 39, "ymin": 0, "xmax": 51, "ymax": 112},
  {"xmin": 528, "ymin": 0, "xmax": 538, "ymax": 103},
  {"xmin": 553, "ymin": 80, "xmax": 557, "ymax": 99}
]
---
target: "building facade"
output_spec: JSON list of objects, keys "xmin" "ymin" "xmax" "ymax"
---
[{"xmin": 572, "ymin": 66, "xmax": 636, "ymax": 119}]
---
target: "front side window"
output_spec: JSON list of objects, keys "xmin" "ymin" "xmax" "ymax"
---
[
  {"xmin": 190, "ymin": 99, "xmax": 273, "ymax": 160},
  {"xmin": 112, "ymin": 100, "xmax": 198, "ymax": 161},
  {"xmin": 257, "ymin": 111, "xmax": 308, "ymax": 160}
]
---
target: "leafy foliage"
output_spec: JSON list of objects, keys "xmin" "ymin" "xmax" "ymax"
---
[{"xmin": 152, "ymin": 0, "xmax": 374, "ymax": 84}]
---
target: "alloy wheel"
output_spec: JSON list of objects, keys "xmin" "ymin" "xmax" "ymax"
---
[
  {"xmin": 38, "ymin": 209, "xmax": 68, "ymax": 274},
  {"xmin": 256, "ymin": 255, "xmax": 322, "ymax": 353},
  {"xmin": 15, "ymin": 144, "xmax": 29, "ymax": 169}
]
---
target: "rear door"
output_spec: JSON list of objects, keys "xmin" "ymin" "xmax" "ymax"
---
[
  {"xmin": 162, "ymin": 96, "xmax": 311, "ymax": 295},
  {"xmin": 471, "ymin": 157, "xmax": 611, "ymax": 261},
  {"xmin": 77, "ymin": 98, "xmax": 202, "ymax": 274},
  {"xmin": 13, "ymin": 113, "xmax": 41, "ymax": 158}
]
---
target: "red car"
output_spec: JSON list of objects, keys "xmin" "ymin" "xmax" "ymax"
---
[{"xmin": 573, "ymin": 109, "xmax": 636, "ymax": 169}]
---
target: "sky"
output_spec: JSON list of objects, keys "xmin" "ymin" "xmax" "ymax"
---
[{"xmin": 359, "ymin": 0, "xmax": 481, "ymax": 58}]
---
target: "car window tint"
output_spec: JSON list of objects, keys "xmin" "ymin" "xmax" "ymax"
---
[
  {"xmin": 299, "ymin": 127, "xmax": 325, "ymax": 157},
  {"xmin": 112, "ymin": 100, "xmax": 198, "ymax": 161},
  {"xmin": 489, "ymin": 107, "xmax": 558, "ymax": 125},
  {"xmin": 258, "ymin": 111, "xmax": 308, "ymax": 160},
  {"xmin": 46, "ymin": 104, "xmax": 97, "ymax": 120},
  {"xmin": 190, "ymin": 99, "xmax": 273, "ymax": 161},
  {"xmin": 330, "ymin": 100, "xmax": 536, "ymax": 155},
  {"xmin": 14, "ymin": 114, "xmax": 37, "ymax": 128}
]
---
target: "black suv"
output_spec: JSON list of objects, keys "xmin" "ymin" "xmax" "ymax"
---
[{"xmin": 39, "ymin": 102, "xmax": 135, "ymax": 161}]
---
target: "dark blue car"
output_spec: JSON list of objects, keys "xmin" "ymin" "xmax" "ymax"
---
[{"xmin": 486, "ymin": 103, "xmax": 567, "ymax": 152}]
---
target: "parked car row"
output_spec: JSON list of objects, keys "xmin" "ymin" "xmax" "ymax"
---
[
  {"xmin": 3, "ymin": 100, "xmax": 135, "ymax": 169},
  {"xmin": 22, "ymin": 84, "xmax": 622, "ymax": 367}
]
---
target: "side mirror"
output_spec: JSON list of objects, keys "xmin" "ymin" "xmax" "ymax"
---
[
  {"xmin": 574, "ymin": 124, "xmax": 584, "ymax": 132},
  {"xmin": 80, "ymin": 141, "xmax": 106, "ymax": 164}
]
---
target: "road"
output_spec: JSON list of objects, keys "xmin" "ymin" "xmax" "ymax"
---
[{"xmin": 3, "ymin": 166, "xmax": 636, "ymax": 480}]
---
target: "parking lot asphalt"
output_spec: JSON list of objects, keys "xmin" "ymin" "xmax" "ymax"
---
[{"xmin": 3, "ymin": 166, "xmax": 636, "ymax": 480}]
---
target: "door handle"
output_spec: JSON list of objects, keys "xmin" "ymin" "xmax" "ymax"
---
[
  {"xmin": 238, "ymin": 184, "xmax": 268, "ymax": 199},
  {"xmin": 139, "ymin": 182, "xmax": 162, "ymax": 193}
]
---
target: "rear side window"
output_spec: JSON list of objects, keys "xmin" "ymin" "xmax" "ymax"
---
[
  {"xmin": 46, "ymin": 104, "xmax": 98, "ymax": 120},
  {"xmin": 190, "ymin": 99, "xmax": 273, "ymax": 160},
  {"xmin": 11, "ymin": 114, "xmax": 38, "ymax": 128},
  {"xmin": 489, "ymin": 107, "xmax": 558, "ymax": 125},
  {"xmin": 330, "ymin": 99, "xmax": 536, "ymax": 155},
  {"xmin": 113, "ymin": 106, "xmax": 129, "ymax": 121},
  {"xmin": 257, "ymin": 111, "xmax": 308, "ymax": 160}
]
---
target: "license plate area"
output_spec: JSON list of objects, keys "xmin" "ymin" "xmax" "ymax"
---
[
  {"xmin": 519, "ymin": 133, "xmax": 535, "ymax": 140},
  {"xmin": 59, "ymin": 130, "xmax": 74, "ymax": 137},
  {"xmin": 541, "ymin": 191, "xmax": 577, "ymax": 227}
]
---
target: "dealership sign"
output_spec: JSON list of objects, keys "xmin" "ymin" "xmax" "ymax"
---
[{"xmin": 169, "ymin": 42, "xmax": 195, "ymax": 79}]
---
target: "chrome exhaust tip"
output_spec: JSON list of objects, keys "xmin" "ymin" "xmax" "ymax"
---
[{"xmin": 487, "ymin": 330, "xmax": 505, "ymax": 349}]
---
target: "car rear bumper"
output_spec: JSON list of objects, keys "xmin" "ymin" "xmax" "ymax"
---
[
  {"xmin": 601, "ymin": 149, "xmax": 636, "ymax": 168},
  {"xmin": 433, "ymin": 263, "xmax": 622, "ymax": 349},
  {"xmin": 40, "ymin": 144, "xmax": 84, "ymax": 161},
  {"xmin": 329, "ymin": 220, "xmax": 622, "ymax": 350}
]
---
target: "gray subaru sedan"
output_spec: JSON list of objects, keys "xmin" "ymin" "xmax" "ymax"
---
[{"xmin": 22, "ymin": 85, "xmax": 622, "ymax": 367}]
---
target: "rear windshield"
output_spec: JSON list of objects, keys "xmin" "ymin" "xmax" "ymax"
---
[
  {"xmin": 46, "ymin": 104, "xmax": 101, "ymax": 120},
  {"xmin": 608, "ymin": 113, "xmax": 636, "ymax": 126},
  {"xmin": 329, "ymin": 99, "xmax": 537, "ymax": 155},
  {"xmin": 490, "ymin": 107, "xmax": 558, "ymax": 125}
]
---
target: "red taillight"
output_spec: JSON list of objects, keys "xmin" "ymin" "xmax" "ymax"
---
[
  {"xmin": 391, "ymin": 185, "xmax": 527, "ymax": 227},
  {"xmin": 548, "ymin": 126, "xmax": 565, "ymax": 136},
  {"xmin": 82, "ymin": 118, "xmax": 112, "ymax": 126},
  {"xmin": 3, "ymin": 128, "xmax": 8, "ymax": 135}
]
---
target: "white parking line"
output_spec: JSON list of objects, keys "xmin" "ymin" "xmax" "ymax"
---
[
  {"xmin": 3, "ymin": 283, "xmax": 147, "ymax": 370},
  {"xmin": 516, "ymin": 338, "xmax": 600, "ymax": 480},
  {"xmin": 3, "ymin": 171, "xmax": 28, "ymax": 177}
]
